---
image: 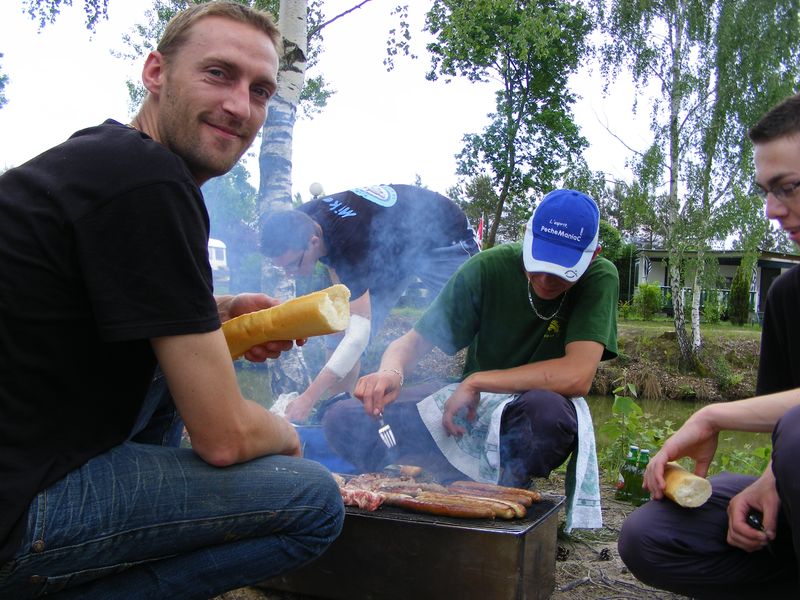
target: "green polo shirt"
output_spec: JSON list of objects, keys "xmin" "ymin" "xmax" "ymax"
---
[{"xmin": 414, "ymin": 242, "xmax": 618, "ymax": 378}]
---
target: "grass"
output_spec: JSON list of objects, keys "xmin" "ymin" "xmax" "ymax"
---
[{"xmin": 618, "ymin": 316, "xmax": 761, "ymax": 339}]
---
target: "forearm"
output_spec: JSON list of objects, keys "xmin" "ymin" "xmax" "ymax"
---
[
  {"xmin": 233, "ymin": 398, "xmax": 301, "ymax": 460},
  {"xmin": 693, "ymin": 388, "xmax": 800, "ymax": 434},
  {"xmin": 378, "ymin": 330, "xmax": 433, "ymax": 382},
  {"xmin": 153, "ymin": 331, "xmax": 300, "ymax": 465},
  {"xmin": 462, "ymin": 360, "xmax": 590, "ymax": 397},
  {"xmin": 303, "ymin": 367, "xmax": 346, "ymax": 405}
]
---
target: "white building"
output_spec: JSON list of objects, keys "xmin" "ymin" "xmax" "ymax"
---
[
  {"xmin": 635, "ymin": 248, "xmax": 800, "ymax": 320},
  {"xmin": 208, "ymin": 238, "xmax": 230, "ymax": 291}
]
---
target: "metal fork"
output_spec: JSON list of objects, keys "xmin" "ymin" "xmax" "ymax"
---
[{"xmin": 377, "ymin": 412, "xmax": 396, "ymax": 448}]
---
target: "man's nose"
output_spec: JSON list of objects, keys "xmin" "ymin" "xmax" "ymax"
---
[
  {"xmin": 222, "ymin": 82, "xmax": 252, "ymax": 120},
  {"xmin": 765, "ymin": 192, "xmax": 788, "ymax": 220}
]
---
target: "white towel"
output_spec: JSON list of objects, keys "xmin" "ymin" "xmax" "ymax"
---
[
  {"xmin": 417, "ymin": 386, "xmax": 602, "ymax": 531},
  {"xmin": 564, "ymin": 397, "xmax": 602, "ymax": 532}
]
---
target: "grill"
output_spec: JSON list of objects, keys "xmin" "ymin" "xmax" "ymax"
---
[{"xmin": 260, "ymin": 494, "xmax": 564, "ymax": 600}]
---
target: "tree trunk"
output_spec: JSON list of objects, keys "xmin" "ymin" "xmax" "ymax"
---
[
  {"xmin": 690, "ymin": 250, "xmax": 704, "ymax": 354},
  {"xmin": 259, "ymin": 0, "xmax": 311, "ymax": 396},
  {"xmin": 666, "ymin": 7, "xmax": 694, "ymax": 369}
]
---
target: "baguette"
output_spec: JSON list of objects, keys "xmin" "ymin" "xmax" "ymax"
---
[
  {"xmin": 222, "ymin": 284, "xmax": 351, "ymax": 359},
  {"xmin": 663, "ymin": 461, "xmax": 712, "ymax": 508}
]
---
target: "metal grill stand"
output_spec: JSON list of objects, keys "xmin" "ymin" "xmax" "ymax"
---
[{"xmin": 260, "ymin": 494, "xmax": 564, "ymax": 600}]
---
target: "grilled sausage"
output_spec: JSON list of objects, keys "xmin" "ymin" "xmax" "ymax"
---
[
  {"xmin": 450, "ymin": 480, "xmax": 541, "ymax": 502},
  {"xmin": 416, "ymin": 492, "xmax": 517, "ymax": 520},
  {"xmin": 382, "ymin": 494, "xmax": 495, "ymax": 519}
]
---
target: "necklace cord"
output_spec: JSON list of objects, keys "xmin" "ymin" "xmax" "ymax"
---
[{"xmin": 527, "ymin": 283, "xmax": 567, "ymax": 320}]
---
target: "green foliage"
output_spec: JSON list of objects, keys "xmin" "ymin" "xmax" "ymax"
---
[
  {"xmin": 425, "ymin": 0, "xmax": 591, "ymax": 248},
  {"xmin": 596, "ymin": 384, "xmax": 770, "ymax": 483},
  {"xmin": 597, "ymin": 385, "xmax": 677, "ymax": 483},
  {"xmin": 201, "ymin": 163, "xmax": 262, "ymax": 292},
  {"xmin": 618, "ymin": 300, "xmax": 632, "ymax": 320},
  {"xmin": 727, "ymin": 251, "xmax": 756, "ymax": 325},
  {"xmin": 614, "ymin": 244, "xmax": 638, "ymax": 304},
  {"xmin": 0, "ymin": 54, "xmax": 7, "ymax": 111},
  {"xmin": 702, "ymin": 289, "xmax": 721, "ymax": 324},
  {"xmin": 711, "ymin": 354, "xmax": 744, "ymax": 395},
  {"xmin": 709, "ymin": 442, "xmax": 771, "ymax": 477},
  {"xmin": 632, "ymin": 282, "xmax": 662, "ymax": 320},
  {"xmin": 594, "ymin": 0, "xmax": 800, "ymax": 366},
  {"xmin": 598, "ymin": 220, "xmax": 623, "ymax": 262},
  {"xmin": 23, "ymin": 0, "xmax": 110, "ymax": 30}
]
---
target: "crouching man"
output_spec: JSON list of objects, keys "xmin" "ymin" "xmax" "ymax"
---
[{"xmin": 322, "ymin": 189, "xmax": 618, "ymax": 492}]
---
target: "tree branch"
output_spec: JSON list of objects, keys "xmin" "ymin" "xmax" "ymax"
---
[{"xmin": 309, "ymin": 0, "xmax": 374, "ymax": 38}]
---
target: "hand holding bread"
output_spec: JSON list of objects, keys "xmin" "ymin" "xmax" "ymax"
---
[
  {"xmin": 222, "ymin": 284, "xmax": 351, "ymax": 359},
  {"xmin": 662, "ymin": 461, "xmax": 713, "ymax": 507}
]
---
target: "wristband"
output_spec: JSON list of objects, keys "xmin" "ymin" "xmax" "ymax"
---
[{"xmin": 381, "ymin": 368, "xmax": 404, "ymax": 387}]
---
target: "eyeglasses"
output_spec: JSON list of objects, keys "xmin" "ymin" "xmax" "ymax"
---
[{"xmin": 753, "ymin": 180, "xmax": 800, "ymax": 202}]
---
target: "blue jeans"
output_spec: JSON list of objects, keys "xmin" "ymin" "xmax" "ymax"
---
[{"xmin": 0, "ymin": 373, "xmax": 345, "ymax": 599}]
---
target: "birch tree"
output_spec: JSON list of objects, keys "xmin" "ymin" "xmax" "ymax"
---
[{"xmin": 594, "ymin": 0, "xmax": 800, "ymax": 368}]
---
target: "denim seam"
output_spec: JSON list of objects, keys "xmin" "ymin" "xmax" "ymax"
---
[{"xmin": 29, "ymin": 505, "xmax": 336, "ymax": 559}]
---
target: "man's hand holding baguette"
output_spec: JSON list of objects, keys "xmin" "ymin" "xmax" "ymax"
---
[{"xmin": 215, "ymin": 292, "xmax": 303, "ymax": 362}]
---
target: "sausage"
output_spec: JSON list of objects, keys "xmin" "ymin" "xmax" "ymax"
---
[
  {"xmin": 450, "ymin": 480, "xmax": 541, "ymax": 502},
  {"xmin": 447, "ymin": 485, "xmax": 533, "ymax": 508},
  {"xmin": 382, "ymin": 494, "xmax": 495, "ymax": 519},
  {"xmin": 453, "ymin": 493, "xmax": 527, "ymax": 518},
  {"xmin": 416, "ymin": 492, "xmax": 517, "ymax": 520}
]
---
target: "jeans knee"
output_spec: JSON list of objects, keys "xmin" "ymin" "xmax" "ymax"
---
[{"xmin": 618, "ymin": 505, "xmax": 666, "ymax": 587}]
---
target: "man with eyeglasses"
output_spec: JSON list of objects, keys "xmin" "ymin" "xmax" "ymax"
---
[
  {"xmin": 618, "ymin": 94, "xmax": 800, "ymax": 597},
  {"xmin": 260, "ymin": 184, "xmax": 480, "ymax": 423}
]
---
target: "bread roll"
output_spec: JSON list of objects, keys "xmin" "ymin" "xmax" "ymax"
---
[
  {"xmin": 663, "ymin": 461, "xmax": 712, "ymax": 507},
  {"xmin": 222, "ymin": 284, "xmax": 350, "ymax": 359}
]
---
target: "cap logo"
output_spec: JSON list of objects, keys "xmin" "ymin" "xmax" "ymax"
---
[{"xmin": 539, "ymin": 224, "xmax": 583, "ymax": 243}]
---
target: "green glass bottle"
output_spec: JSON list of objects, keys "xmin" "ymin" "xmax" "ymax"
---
[
  {"xmin": 631, "ymin": 448, "xmax": 651, "ymax": 506},
  {"xmin": 615, "ymin": 445, "xmax": 639, "ymax": 501}
]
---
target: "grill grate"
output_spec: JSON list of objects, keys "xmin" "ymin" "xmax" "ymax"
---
[{"xmin": 344, "ymin": 493, "xmax": 562, "ymax": 535}]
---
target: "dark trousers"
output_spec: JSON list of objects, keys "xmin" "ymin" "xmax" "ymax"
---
[
  {"xmin": 618, "ymin": 405, "xmax": 800, "ymax": 599},
  {"xmin": 321, "ymin": 381, "xmax": 577, "ymax": 485}
]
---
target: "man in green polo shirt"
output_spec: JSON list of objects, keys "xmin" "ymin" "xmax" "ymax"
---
[{"xmin": 323, "ymin": 189, "xmax": 618, "ymax": 487}]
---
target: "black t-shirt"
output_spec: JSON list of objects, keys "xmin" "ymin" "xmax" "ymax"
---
[
  {"xmin": 299, "ymin": 184, "xmax": 472, "ymax": 299},
  {"xmin": 0, "ymin": 120, "xmax": 220, "ymax": 563},
  {"xmin": 756, "ymin": 265, "xmax": 800, "ymax": 395}
]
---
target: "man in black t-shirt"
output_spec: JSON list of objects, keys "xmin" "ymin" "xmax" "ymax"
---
[
  {"xmin": 260, "ymin": 184, "xmax": 479, "ymax": 423},
  {"xmin": 0, "ymin": 4, "xmax": 342, "ymax": 599},
  {"xmin": 618, "ymin": 94, "xmax": 800, "ymax": 598}
]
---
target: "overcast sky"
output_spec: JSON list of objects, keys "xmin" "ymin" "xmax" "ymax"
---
[{"xmin": 0, "ymin": 1, "xmax": 651, "ymax": 201}]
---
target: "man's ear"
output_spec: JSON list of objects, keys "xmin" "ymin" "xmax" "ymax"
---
[
  {"xmin": 141, "ymin": 51, "xmax": 167, "ymax": 96},
  {"xmin": 592, "ymin": 245, "xmax": 603, "ymax": 260}
]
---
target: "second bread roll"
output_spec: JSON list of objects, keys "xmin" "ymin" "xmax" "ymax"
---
[
  {"xmin": 222, "ymin": 284, "xmax": 350, "ymax": 359},
  {"xmin": 663, "ymin": 461, "xmax": 712, "ymax": 508}
]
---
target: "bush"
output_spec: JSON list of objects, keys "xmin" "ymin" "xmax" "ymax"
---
[
  {"xmin": 702, "ymin": 289, "xmax": 721, "ymax": 324},
  {"xmin": 727, "ymin": 254, "xmax": 756, "ymax": 325},
  {"xmin": 618, "ymin": 300, "xmax": 632, "ymax": 320},
  {"xmin": 632, "ymin": 282, "xmax": 662, "ymax": 320}
]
